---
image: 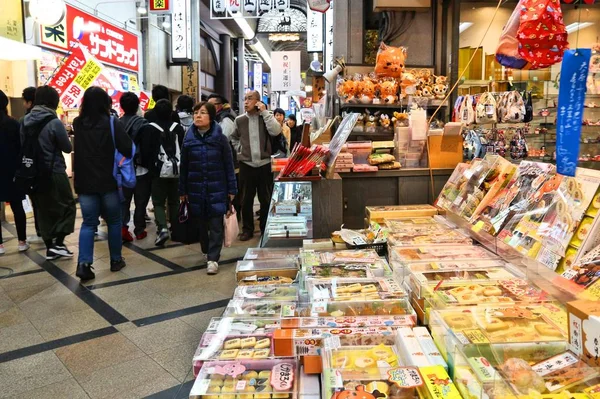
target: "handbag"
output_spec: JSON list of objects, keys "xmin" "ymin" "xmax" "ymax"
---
[
  {"xmin": 109, "ymin": 116, "xmax": 136, "ymax": 198},
  {"xmin": 523, "ymin": 91, "xmax": 533, "ymax": 123},
  {"xmin": 224, "ymin": 207, "xmax": 239, "ymax": 248},
  {"xmin": 170, "ymin": 200, "xmax": 200, "ymax": 244},
  {"xmin": 475, "ymin": 92, "xmax": 498, "ymax": 125},
  {"xmin": 459, "ymin": 95, "xmax": 476, "ymax": 126}
]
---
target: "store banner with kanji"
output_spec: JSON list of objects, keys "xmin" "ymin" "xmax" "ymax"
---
[
  {"xmin": 271, "ymin": 51, "xmax": 301, "ymax": 92},
  {"xmin": 150, "ymin": 0, "xmax": 171, "ymax": 13},
  {"xmin": 48, "ymin": 44, "xmax": 104, "ymax": 109}
]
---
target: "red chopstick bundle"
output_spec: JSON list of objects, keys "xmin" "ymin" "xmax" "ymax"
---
[{"xmin": 280, "ymin": 144, "xmax": 329, "ymax": 177}]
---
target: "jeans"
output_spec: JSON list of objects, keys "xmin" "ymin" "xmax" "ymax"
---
[
  {"xmin": 151, "ymin": 177, "xmax": 180, "ymax": 231},
  {"xmin": 78, "ymin": 191, "xmax": 122, "ymax": 264},
  {"xmin": 239, "ymin": 163, "xmax": 273, "ymax": 235},
  {"xmin": 122, "ymin": 173, "xmax": 152, "ymax": 235},
  {"xmin": 0, "ymin": 198, "xmax": 26, "ymax": 244},
  {"xmin": 198, "ymin": 216, "xmax": 225, "ymax": 262}
]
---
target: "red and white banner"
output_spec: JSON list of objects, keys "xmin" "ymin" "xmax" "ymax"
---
[{"xmin": 39, "ymin": 4, "xmax": 139, "ymax": 72}]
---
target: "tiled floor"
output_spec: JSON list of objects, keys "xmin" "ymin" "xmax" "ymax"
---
[{"xmin": 0, "ymin": 204, "xmax": 260, "ymax": 398}]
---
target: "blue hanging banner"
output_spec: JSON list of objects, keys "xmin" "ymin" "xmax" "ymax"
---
[{"xmin": 556, "ymin": 49, "xmax": 591, "ymax": 177}]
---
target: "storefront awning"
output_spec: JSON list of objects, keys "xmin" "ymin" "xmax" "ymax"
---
[{"xmin": 0, "ymin": 37, "xmax": 42, "ymax": 61}]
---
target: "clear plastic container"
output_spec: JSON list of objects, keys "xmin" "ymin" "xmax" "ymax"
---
[{"xmin": 233, "ymin": 286, "xmax": 299, "ymax": 301}]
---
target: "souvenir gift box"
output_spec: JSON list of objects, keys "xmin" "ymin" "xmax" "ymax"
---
[
  {"xmin": 223, "ymin": 299, "xmax": 297, "ymax": 318},
  {"xmin": 244, "ymin": 248, "xmax": 300, "ymax": 261},
  {"xmin": 387, "ymin": 229, "xmax": 472, "ymax": 247},
  {"xmin": 389, "ymin": 245, "xmax": 499, "ymax": 266},
  {"xmin": 384, "ymin": 222, "xmax": 451, "ymax": 236},
  {"xmin": 189, "ymin": 358, "xmax": 298, "ymax": 399},
  {"xmin": 233, "ymin": 286, "xmax": 299, "ymax": 301},
  {"xmin": 236, "ymin": 259, "xmax": 299, "ymax": 283},
  {"xmin": 366, "ymin": 204, "xmax": 438, "ymax": 224},
  {"xmin": 429, "ymin": 305, "xmax": 569, "ymax": 367},
  {"xmin": 305, "ymin": 264, "xmax": 376, "ymax": 279},
  {"xmin": 400, "ymin": 259, "xmax": 507, "ymax": 273},
  {"xmin": 405, "ymin": 267, "xmax": 521, "ymax": 298},
  {"xmin": 205, "ymin": 318, "xmax": 282, "ymax": 335},
  {"xmin": 300, "ymin": 250, "xmax": 390, "ymax": 277},
  {"xmin": 278, "ymin": 314, "xmax": 417, "ymax": 330},
  {"xmin": 384, "ymin": 217, "xmax": 446, "ymax": 231}
]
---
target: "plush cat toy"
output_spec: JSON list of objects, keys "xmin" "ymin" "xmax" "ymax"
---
[{"xmin": 374, "ymin": 42, "xmax": 407, "ymax": 78}]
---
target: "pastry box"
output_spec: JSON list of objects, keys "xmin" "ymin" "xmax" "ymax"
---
[
  {"xmin": 305, "ymin": 264, "xmax": 375, "ymax": 279},
  {"xmin": 244, "ymin": 248, "xmax": 300, "ymax": 260},
  {"xmin": 300, "ymin": 249, "xmax": 381, "ymax": 266},
  {"xmin": 366, "ymin": 205, "xmax": 438, "ymax": 221},
  {"xmin": 566, "ymin": 299, "xmax": 600, "ymax": 367},
  {"xmin": 387, "ymin": 230, "xmax": 472, "ymax": 247},
  {"xmin": 233, "ymin": 286, "xmax": 299, "ymax": 301},
  {"xmin": 236, "ymin": 259, "xmax": 299, "ymax": 281},
  {"xmin": 189, "ymin": 358, "xmax": 298, "ymax": 399},
  {"xmin": 389, "ymin": 245, "xmax": 499, "ymax": 265},
  {"xmin": 279, "ymin": 314, "xmax": 417, "ymax": 330},
  {"xmin": 398, "ymin": 259, "xmax": 507, "ymax": 273},
  {"xmin": 307, "ymin": 278, "xmax": 407, "ymax": 302},
  {"xmin": 205, "ymin": 318, "xmax": 282, "ymax": 335},
  {"xmin": 223, "ymin": 299, "xmax": 298, "ymax": 318},
  {"xmin": 384, "ymin": 217, "xmax": 445, "ymax": 231}
]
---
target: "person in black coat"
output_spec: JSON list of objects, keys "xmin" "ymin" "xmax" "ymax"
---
[
  {"xmin": 179, "ymin": 102, "xmax": 237, "ymax": 275},
  {"xmin": 0, "ymin": 90, "xmax": 29, "ymax": 255},
  {"xmin": 73, "ymin": 87, "xmax": 133, "ymax": 281},
  {"xmin": 287, "ymin": 114, "xmax": 303, "ymax": 150}
]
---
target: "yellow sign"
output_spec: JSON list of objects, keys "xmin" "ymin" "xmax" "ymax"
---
[
  {"xmin": 74, "ymin": 59, "xmax": 103, "ymax": 90},
  {"xmin": 463, "ymin": 329, "xmax": 489, "ymax": 344},
  {"xmin": 129, "ymin": 75, "xmax": 139, "ymax": 92},
  {"xmin": 0, "ymin": 0, "xmax": 24, "ymax": 42}
]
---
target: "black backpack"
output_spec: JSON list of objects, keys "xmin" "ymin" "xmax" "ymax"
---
[
  {"xmin": 261, "ymin": 117, "xmax": 288, "ymax": 158},
  {"xmin": 14, "ymin": 115, "xmax": 57, "ymax": 194}
]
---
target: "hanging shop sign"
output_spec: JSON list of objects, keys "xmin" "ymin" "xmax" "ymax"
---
[
  {"xmin": 324, "ymin": 2, "xmax": 334, "ymax": 73},
  {"xmin": 307, "ymin": 6, "xmax": 323, "ymax": 52},
  {"xmin": 29, "ymin": 0, "xmax": 66, "ymax": 27},
  {"xmin": 150, "ymin": 0, "xmax": 171, "ymax": 13},
  {"xmin": 38, "ymin": 4, "xmax": 139, "ymax": 72},
  {"xmin": 271, "ymin": 51, "xmax": 301, "ymax": 92},
  {"xmin": 47, "ymin": 44, "xmax": 104, "ymax": 109},
  {"xmin": 257, "ymin": 8, "xmax": 307, "ymax": 33},
  {"xmin": 308, "ymin": 0, "xmax": 331, "ymax": 12},
  {"xmin": 211, "ymin": 0, "xmax": 292, "ymax": 19},
  {"xmin": 182, "ymin": 61, "xmax": 199, "ymax": 101},
  {"xmin": 0, "ymin": 0, "xmax": 24, "ymax": 42},
  {"xmin": 254, "ymin": 63, "xmax": 263, "ymax": 93},
  {"xmin": 171, "ymin": 0, "xmax": 192, "ymax": 62},
  {"xmin": 556, "ymin": 49, "xmax": 592, "ymax": 177}
]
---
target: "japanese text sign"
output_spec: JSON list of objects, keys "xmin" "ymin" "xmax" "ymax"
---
[
  {"xmin": 556, "ymin": 49, "xmax": 591, "ymax": 177},
  {"xmin": 39, "ymin": 4, "xmax": 139, "ymax": 72},
  {"xmin": 271, "ymin": 51, "xmax": 301, "ymax": 92},
  {"xmin": 0, "ymin": 0, "xmax": 24, "ymax": 41},
  {"xmin": 324, "ymin": 2, "xmax": 334, "ymax": 72},
  {"xmin": 307, "ymin": 5, "xmax": 323, "ymax": 52},
  {"xmin": 150, "ymin": 0, "xmax": 171, "ymax": 13},
  {"xmin": 171, "ymin": 0, "xmax": 192, "ymax": 62},
  {"xmin": 182, "ymin": 62, "xmax": 199, "ymax": 101},
  {"xmin": 211, "ymin": 0, "xmax": 292, "ymax": 18},
  {"xmin": 254, "ymin": 63, "xmax": 263, "ymax": 93}
]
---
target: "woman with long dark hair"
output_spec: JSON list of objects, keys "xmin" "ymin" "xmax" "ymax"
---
[
  {"xmin": 73, "ymin": 87, "xmax": 133, "ymax": 281},
  {"xmin": 0, "ymin": 90, "xmax": 28, "ymax": 255},
  {"xmin": 179, "ymin": 102, "xmax": 237, "ymax": 274}
]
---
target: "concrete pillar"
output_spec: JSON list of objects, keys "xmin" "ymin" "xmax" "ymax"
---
[
  {"xmin": 237, "ymin": 38, "xmax": 245, "ymax": 112},
  {"xmin": 217, "ymin": 34, "xmax": 233, "ymax": 102}
]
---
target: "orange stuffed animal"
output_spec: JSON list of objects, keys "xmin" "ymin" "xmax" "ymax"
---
[
  {"xmin": 378, "ymin": 79, "xmax": 398, "ymax": 104},
  {"xmin": 337, "ymin": 78, "xmax": 358, "ymax": 103},
  {"xmin": 374, "ymin": 42, "xmax": 407, "ymax": 78},
  {"xmin": 359, "ymin": 78, "xmax": 376, "ymax": 104}
]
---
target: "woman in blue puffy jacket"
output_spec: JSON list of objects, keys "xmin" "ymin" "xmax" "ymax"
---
[{"xmin": 179, "ymin": 102, "xmax": 237, "ymax": 275}]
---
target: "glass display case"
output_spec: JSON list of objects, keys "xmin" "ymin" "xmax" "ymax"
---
[{"xmin": 262, "ymin": 181, "xmax": 313, "ymax": 248}]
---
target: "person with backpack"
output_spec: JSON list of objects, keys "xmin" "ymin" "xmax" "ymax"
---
[
  {"xmin": 148, "ymin": 99, "xmax": 185, "ymax": 246},
  {"xmin": 0, "ymin": 90, "xmax": 29, "ymax": 255},
  {"xmin": 176, "ymin": 95, "xmax": 194, "ymax": 132},
  {"xmin": 73, "ymin": 87, "xmax": 133, "ymax": 281},
  {"xmin": 119, "ymin": 92, "xmax": 152, "ymax": 241},
  {"xmin": 144, "ymin": 84, "xmax": 180, "ymax": 125},
  {"xmin": 17, "ymin": 86, "xmax": 76, "ymax": 260},
  {"xmin": 230, "ymin": 91, "xmax": 281, "ymax": 241},
  {"xmin": 179, "ymin": 102, "xmax": 237, "ymax": 275}
]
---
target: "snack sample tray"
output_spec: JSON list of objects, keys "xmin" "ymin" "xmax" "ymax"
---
[
  {"xmin": 390, "ymin": 245, "xmax": 499, "ymax": 264},
  {"xmin": 307, "ymin": 278, "xmax": 407, "ymax": 301},
  {"xmin": 190, "ymin": 358, "xmax": 298, "ymax": 399},
  {"xmin": 305, "ymin": 264, "xmax": 375, "ymax": 279},
  {"xmin": 301, "ymin": 249, "xmax": 381, "ymax": 265},
  {"xmin": 223, "ymin": 299, "xmax": 297, "ymax": 318},
  {"xmin": 233, "ymin": 286, "xmax": 299, "ymax": 301}
]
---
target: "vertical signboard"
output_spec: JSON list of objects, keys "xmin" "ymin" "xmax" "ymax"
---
[
  {"xmin": 0, "ymin": 0, "xmax": 24, "ymax": 41},
  {"xmin": 171, "ymin": 0, "xmax": 192, "ymax": 62},
  {"xmin": 182, "ymin": 61, "xmax": 199, "ymax": 101},
  {"xmin": 254, "ymin": 63, "xmax": 263, "ymax": 93},
  {"xmin": 271, "ymin": 51, "xmax": 301, "ymax": 92},
  {"xmin": 324, "ymin": 1, "xmax": 334, "ymax": 72},
  {"xmin": 307, "ymin": 5, "xmax": 323, "ymax": 52}
]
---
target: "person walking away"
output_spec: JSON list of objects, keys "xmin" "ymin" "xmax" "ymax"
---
[
  {"xmin": 148, "ymin": 99, "xmax": 185, "ymax": 246},
  {"xmin": 287, "ymin": 114, "xmax": 303, "ymax": 150},
  {"xmin": 273, "ymin": 108, "xmax": 291, "ymax": 153},
  {"xmin": 208, "ymin": 94, "xmax": 240, "ymax": 216},
  {"xmin": 176, "ymin": 95, "xmax": 194, "ymax": 132},
  {"xmin": 179, "ymin": 102, "xmax": 237, "ymax": 274},
  {"xmin": 20, "ymin": 86, "xmax": 43, "ymax": 242},
  {"xmin": 144, "ymin": 85, "xmax": 180, "ymax": 124},
  {"xmin": 119, "ymin": 92, "xmax": 151, "ymax": 241},
  {"xmin": 0, "ymin": 90, "xmax": 29, "ymax": 254},
  {"xmin": 73, "ymin": 87, "xmax": 133, "ymax": 281},
  {"xmin": 230, "ymin": 91, "xmax": 281, "ymax": 241},
  {"xmin": 20, "ymin": 86, "xmax": 76, "ymax": 260}
]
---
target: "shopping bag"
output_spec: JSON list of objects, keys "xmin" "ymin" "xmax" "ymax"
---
[
  {"xmin": 170, "ymin": 201, "xmax": 200, "ymax": 244},
  {"xmin": 224, "ymin": 208, "xmax": 239, "ymax": 248}
]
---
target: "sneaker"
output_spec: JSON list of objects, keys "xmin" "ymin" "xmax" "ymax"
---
[
  {"xmin": 50, "ymin": 245, "xmax": 74, "ymax": 258},
  {"xmin": 76, "ymin": 263, "xmax": 95, "ymax": 281},
  {"xmin": 122, "ymin": 227, "xmax": 134, "ymax": 242},
  {"xmin": 207, "ymin": 261, "xmax": 219, "ymax": 275},
  {"xmin": 27, "ymin": 235, "xmax": 43, "ymax": 243},
  {"xmin": 155, "ymin": 229, "xmax": 169, "ymax": 246},
  {"xmin": 18, "ymin": 242, "xmax": 30, "ymax": 252},
  {"xmin": 239, "ymin": 232, "xmax": 253, "ymax": 242},
  {"xmin": 45, "ymin": 249, "xmax": 60, "ymax": 260},
  {"xmin": 110, "ymin": 258, "xmax": 127, "ymax": 272},
  {"xmin": 135, "ymin": 231, "xmax": 148, "ymax": 240},
  {"xmin": 0, "ymin": 245, "xmax": 5, "ymax": 255}
]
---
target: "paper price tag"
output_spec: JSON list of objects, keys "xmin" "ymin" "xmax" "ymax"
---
[
  {"xmin": 387, "ymin": 367, "xmax": 424, "ymax": 388},
  {"xmin": 323, "ymin": 336, "xmax": 341, "ymax": 351},
  {"xmin": 236, "ymin": 380, "xmax": 247, "ymax": 390}
]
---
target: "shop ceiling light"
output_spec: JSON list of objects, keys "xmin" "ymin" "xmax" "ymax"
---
[
  {"xmin": 162, "ymin": 16, "xmax": 171, "ymax": 29},
  {"xmin": 269, "ymin": 33, "xmax": 300, "ymax": 42},
  {"xmin": 137, "ymin": 1, "xmax": 147, "ymax": 14},
  {"xmin": 234, "ymin": 15, "xmax": 256, "ymax": 39},
  {"xmin": 459, "ymin": 22, "xmax": 473, "ymax": 34},
  {"xmin": 565, "ymin": 22, "xmax": 594, "ymax": 33},
  {"xmin": 252, "ymin": 40, "xmax": 272, "ymax": 67}
]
